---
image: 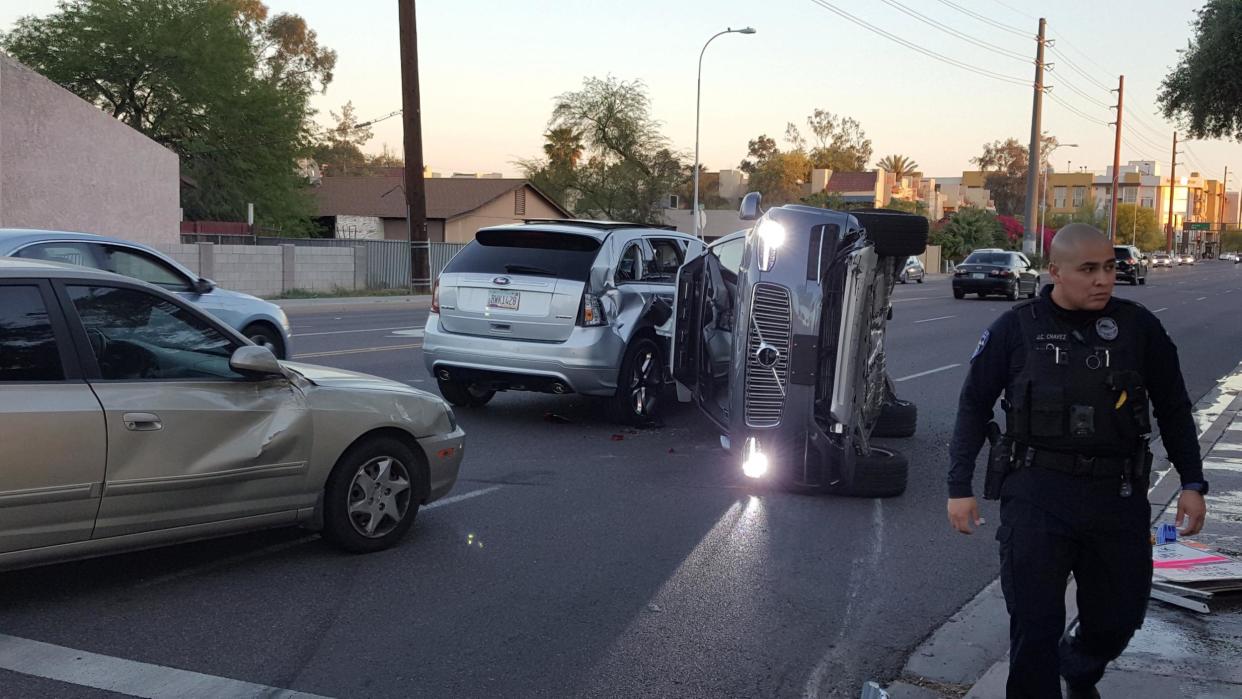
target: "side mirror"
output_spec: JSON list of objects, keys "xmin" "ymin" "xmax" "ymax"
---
[
  {"xmin": 193, "ymin": 277, "xmax": 216, "ymax": 294},
  {"xmin": 229, "ymin": 345, "xmax": 284, "ymax": 378},
  {"xmin": 739, "ymin": 192, "xmax": 763, "ymax": 221}
]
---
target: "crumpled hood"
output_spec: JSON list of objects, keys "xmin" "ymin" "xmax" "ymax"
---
[{"xmin": 282, "ymin": 362, "xmax": 423, "ymax": 394}]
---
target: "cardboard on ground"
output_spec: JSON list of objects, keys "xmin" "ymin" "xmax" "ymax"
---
[{"xmin": 1153, "ymin": 542, "xmax": 1242, "ymax": 585}]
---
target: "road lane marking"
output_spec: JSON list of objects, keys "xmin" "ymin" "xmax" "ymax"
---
[
  {"xmin": 913, "ymin": 315, "xmax": 955, "ymax": 324},
  {"xmin": 1154, "ymin": 307, "xmax": 1168, "ymax": 313},
  {"xmin": 293, "ymin": 343, "xmax": 422, "ymax": 359},
  {"xmin": 294, "ymin": 325, "xmax": 420, "ymax": 337},
  {"xmin": 1197, "ymin": 296, "xmax": 1208, "ymax": 301},
  {"xmin": 0, "ymin": 633, "xmax": 332, "ymax": 699},
  {"xmin": 894, "ymin": 364, "xmax": 961, "ymax": 382},
  {"xmin": 890, "ymin": 296, "xmax": 934, "ymax": 303},
  {"xmin": 425, "ymin": 485, "xmax": 503, "ymax": 510}
]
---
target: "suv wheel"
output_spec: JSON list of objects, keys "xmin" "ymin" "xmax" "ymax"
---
[
  {"xmin": 613, "ymin": 337, "xmax": 662, "ymax": 426},
  {"xmin": 827, "ymin": 445, "xmax": 908, "ymax": 498},
  {"xmin": 437, "ymin": 379, "xmax": 495, "ymax": 407},
  {"xmin": 871, "ymin": 399, "xmax": 917, "ymax": 439},
  {"xmin": 852, "ymin": 211, "xmax": 930, "ymax": 257}
]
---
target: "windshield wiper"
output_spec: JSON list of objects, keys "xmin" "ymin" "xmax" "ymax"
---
[{"xmin": 504, "ymin": 264, "xmax": 557, "ymax": 276}]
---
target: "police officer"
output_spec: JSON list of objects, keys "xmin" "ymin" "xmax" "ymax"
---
[{"xmin": 946, "ymin": 224, "xmax": 1208, "ymax": 699}]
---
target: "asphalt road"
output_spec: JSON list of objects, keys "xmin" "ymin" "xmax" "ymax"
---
[{"xmin": 2, "ymin": 262, "xmax": 1240, "ymax": 698}]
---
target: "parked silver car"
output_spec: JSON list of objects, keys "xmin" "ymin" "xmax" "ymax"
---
[
  {"xmin": 899, "ymin": 255, "xmax": 925, "ymax": 283},
  {"xmin": 0, "ymin": 258, "xmax": 464, "ymax": 571},
  {"xmin": 423, "ymin": 220, "xmax": 703, "ymax": 424},
  {"xmin": 0, "ymin": 229, "xmax": 292, "ymax": 358},
  {"xmin": 672, "ymin": 196, "xmax": 927, "ymax": 497}
]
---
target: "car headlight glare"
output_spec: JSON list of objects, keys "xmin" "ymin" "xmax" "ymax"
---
[
  {"xmin": 742, "ymin": 437, "xmax": 769, "ymax": 479},
  {"xmin": 756, "ymin": 219, "xmax": 786, "ymax": 272}
]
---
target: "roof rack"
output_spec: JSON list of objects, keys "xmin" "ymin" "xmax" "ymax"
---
[{"xmin": 521, "ymin": 218, "xmax": 677, "ymax": 232}]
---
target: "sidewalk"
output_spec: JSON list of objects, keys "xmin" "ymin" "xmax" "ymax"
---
[
  {"xmin": 884, "ymin": 361, "xmax": 1242, "ymax": 699},
  {"xmin": 274, "ymin": 294, "xmax": 430, "ymax": 315}
]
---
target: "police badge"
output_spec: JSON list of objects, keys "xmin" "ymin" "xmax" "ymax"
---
[{"xmin": 1096, "ymin": 317, "xmax": 1119, "ymax": 341}]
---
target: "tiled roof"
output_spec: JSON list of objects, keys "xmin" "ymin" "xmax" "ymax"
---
[{"xmin": 825, "ymin": 171, "xmax": 879, "ymax": 193}]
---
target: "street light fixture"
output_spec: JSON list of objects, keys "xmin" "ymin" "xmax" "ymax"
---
[
  {"xmin": 1038, "ymin": 143, "xmax": 1078, "ymax": 258},
  {"xmin": 693, "ymin": 26, "xmax": 756, "ymax": 239}
]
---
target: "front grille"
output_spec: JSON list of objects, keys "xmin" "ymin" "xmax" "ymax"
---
[{"xmin": 745, "ymin": 283, "xmax": 792, "ymax": 427}]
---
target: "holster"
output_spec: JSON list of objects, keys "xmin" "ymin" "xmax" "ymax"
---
[{"xmin": 983, "ymin": 421, "xmax": 1012, "ymax": 501}]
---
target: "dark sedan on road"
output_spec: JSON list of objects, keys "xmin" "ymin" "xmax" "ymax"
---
[
  {"xmin": 1113, "ymin": 244, "xmax": 1148, "ymax": 285},
  {"xmin": 951, "ymin": 249, "xmax": 1039, "ymax": 300}
]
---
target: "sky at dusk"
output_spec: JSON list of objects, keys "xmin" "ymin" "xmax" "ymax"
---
[{"xmin": 4, "ymin": 0, "xmax": 1238, "ymax": 185}]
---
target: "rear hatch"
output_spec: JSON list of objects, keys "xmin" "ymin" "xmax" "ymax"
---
[{"xmin": 437, "ymin": 228, "xmax": 602, "ymax": 342}]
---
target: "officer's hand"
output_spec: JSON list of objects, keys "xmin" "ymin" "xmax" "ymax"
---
[
  {"xmin": 1176, "ymin": 490, "xmax": 1207, "ymax": 537},
  {"xmin": 947, "ymin": 497, "xmax": 984, "ymax": 535}
]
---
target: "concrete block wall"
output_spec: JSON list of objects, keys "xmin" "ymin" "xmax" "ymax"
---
[
  {"xmin": 293, "ymin": 247, "xmax": 356, "ymax": 292},
  {"xmin": 154, "ymin": 242, "xmax": 363, "ymax": 297}
]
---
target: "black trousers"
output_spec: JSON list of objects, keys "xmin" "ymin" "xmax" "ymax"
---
[{"xmin": 997, "ymin": 467, "xmax": 1152, "ymax": 698}]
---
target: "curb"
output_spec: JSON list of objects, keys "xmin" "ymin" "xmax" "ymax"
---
[{"xmin": 884, "ymin": 359, "xmax": 1242, "ymax": 697}]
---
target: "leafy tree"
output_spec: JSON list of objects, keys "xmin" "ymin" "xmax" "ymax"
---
[
  {"xmin": 878, "ymin": 154, "xmax": 920, "ymax": 180},
  {"xmin": 738, "ymin": 135, "xmax": 778, "ymax": 174},
  {"xmin": 311, "ymin": 101, "xmax": 371, "ymax": 174},
  {"xmin": 748, "ymin": 150, "xmax": 812, "ymax": 205},
  {"xmin": 1222, "ymin": 229, "xmax": 1242, "ymax": 253},
  {"xmin": 2, "ymin": 0, "xmax": 336, "ymax": 233},
  {"xmin": 932, "ymin": 207, "xmax": 1005, "ymax": 260},
  {"xmin": 881, "ymin": 197, "xmax": 928, "ymax": 217},
  {"xmin": 1115, "ymin": 204, "xmax": 1164, "ymax": 251},
  {"xmin": 972, "ymin": 135, "xmax": 1058, "ymax": 216},
  {"xmin": 524, "ymin": 76, "xmax": 685, "ymax": 224},
  {"xmin": 1048, "ymin": 195, "xmax": 1107, "ymax": 231},
  {"xmin": 804, "ymin": 109, "xmax": 872, "ymax": 172},
  {"xmin": 1159, "ymin": 0, "xmax": 1242, "ymax": 140}
]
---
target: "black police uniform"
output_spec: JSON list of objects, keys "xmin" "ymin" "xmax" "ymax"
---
[{"xmin": 948, "ymin": 285, "xmax": 1204, "ymax": 698}]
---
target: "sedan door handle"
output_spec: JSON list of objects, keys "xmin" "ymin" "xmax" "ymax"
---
[{"xmin": 122, "ymin": 412, "xmax": 163, "ymax": 431}]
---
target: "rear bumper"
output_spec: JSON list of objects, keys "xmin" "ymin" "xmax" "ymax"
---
[
  {"xmin": 952, "ymin": 277, "xmax": 1013, "ymax": 294},
  {"xmin": 422, "ymin": 313, "xmax": 625, "ymax": 396}
]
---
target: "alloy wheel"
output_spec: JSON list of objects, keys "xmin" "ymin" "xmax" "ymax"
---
[{"xmin": 628, "ymin": 347, "xmax": 660, "ymax": 418}]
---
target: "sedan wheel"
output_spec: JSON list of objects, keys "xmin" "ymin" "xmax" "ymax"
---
[{"xmin": 324, "ymin": 437, "xmax": 421, "ymax": 552}]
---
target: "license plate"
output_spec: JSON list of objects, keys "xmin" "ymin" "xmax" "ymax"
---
[
  {"xmin": 487, "ymin": 289, "xmax": 520, "ymax": 310},
  {"xmin": 971, "ymin": 273, "xmax": 985, "ymax": 279}
]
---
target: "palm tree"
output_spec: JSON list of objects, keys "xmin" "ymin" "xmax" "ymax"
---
[
  {"xmin": 877, "ymin": 154, "xmax": 919, "ymax": 180},
  {"xmin": 543, "ymin": 127, "xmax": 584, "ymax": 170}
]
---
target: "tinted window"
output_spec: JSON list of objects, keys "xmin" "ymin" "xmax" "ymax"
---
[
  {"xmin": 443, "ymin": 230, "xmax": 601, "ymax": 282},
  {"xmin": 963, "ymin": 252, "xmax": 1014, "ymax": 266},
  {"xmin": 68, "ymin": 286, "xmax": 242, "ymax": 381},
  {"xmin": 103, "ymin": 246, "xmax": 190, "ymax": 290},
  {"xmin": 0, "ymin": 286, "xmax": 64, "ymax": 382},
  {"xmin": 711, "ymin": 238, "xmax": 744, "ymax": 274},
  {"xmin": 17, "ymin": 242, "xmax": 99, "ymax": 268}
]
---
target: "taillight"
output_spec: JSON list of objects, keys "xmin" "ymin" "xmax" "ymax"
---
[
  {"xmin": 431, "ymin": 278, "xmax": 440, "ymax": 313},
  {"xmin": 578, "ymin": 293, "xmax": 606, "ymax": 327},
  {"xmin": 988, "ymin": 269, "xmax": 1014, "ymax": 277}
]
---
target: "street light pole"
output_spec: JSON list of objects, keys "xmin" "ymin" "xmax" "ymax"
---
[{"xmin": 694, "ymin": 26, "xmax": 755, "ymax": 239}]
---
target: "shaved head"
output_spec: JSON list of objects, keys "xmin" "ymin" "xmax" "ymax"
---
[
  {"xmin": 1050, "ymin": 223, "xmax": 1112, "ymax": 266},
  {"xmin": 1048, "ymin": 223, "xmax": 1116, "ymax": 311}
]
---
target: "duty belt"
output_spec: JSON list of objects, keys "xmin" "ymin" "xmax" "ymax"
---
[{"xmin": 1014, "ymin": 445, "xmax": 1133, "ymax": 478}]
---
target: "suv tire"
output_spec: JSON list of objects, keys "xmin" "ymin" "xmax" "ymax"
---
[
  {"xmin": 872, "ymin": 399, "xmax": 917, "ymax": 439},
  {"xmin": 437, "ymin": 379, "xmax": 495, "ymax": 407},
  {"xmin": 828, "ymin": 445, "xmax": 908, "ymax": 498},
  {"xmin": 852, "ymin": 211, "xmax": 930, "ymax": 258},
  {"xmin": 613, "ymin": 337, "xmax": 663, "ymax": 426}
]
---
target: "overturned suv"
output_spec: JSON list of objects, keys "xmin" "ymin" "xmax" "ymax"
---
[{"xmin": 672, "ymin": 194, "xmax": 928, "ymax": 497}]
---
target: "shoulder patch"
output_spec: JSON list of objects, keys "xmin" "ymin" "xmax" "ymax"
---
[{"xmin": 971, "ymin": 329, "xmax": 990, "ymax": 360}]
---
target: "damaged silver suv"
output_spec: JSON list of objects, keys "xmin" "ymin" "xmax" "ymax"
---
[
  {"xmin": 672, "ymin": 194, "xmax": 927, "ymax": 497},
  {"xmin": 424, "ymin": 220, "xmax": 702, "ymax": 424}
]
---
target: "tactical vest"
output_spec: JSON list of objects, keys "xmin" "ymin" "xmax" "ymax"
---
[{"xmin": 1003, "ymin": 297, "xmax": 1152, "ymax": 456}]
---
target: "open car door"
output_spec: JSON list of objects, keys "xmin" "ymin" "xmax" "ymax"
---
[{"xmin": 672, "ymin": 249, "xmax": 736, "ymax": 432}]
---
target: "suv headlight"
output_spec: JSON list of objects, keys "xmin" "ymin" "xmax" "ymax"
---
[{"xmin": 756, "ymin": 219, "xmax": 786, "ymax": 272}]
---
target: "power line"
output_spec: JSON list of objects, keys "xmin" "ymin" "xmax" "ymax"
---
[
  {"xmin": 1049, "ymin": 71, "xmax": 1112, "ymax": 109},
  {"xmin": 1046, "ymin": 47, "xmax": 1113, "ymax": 92},
  {"xmin": 1123, "ymin": 123, "xmax": 1168, "ymax": 154},
  {"xmin": 1124, "ymin": 107, "xmax": 1174, "ymax": 142},
  {"xmin": 877, "ymin": 0, "xmax": 1028, "ymax": 62},
  {"xmin": 1045, "ymin": 90, "xmax": 1109, "ymax": 127},
  {"xmin": 986, "ymin": 0, "xmax": 1036, "ymax": 21},
  {"xmin": 806, "ymin": 0, "xmax": 1031, "ymax": 86},
  {"xmin": 930, "ymin": 0, "xmax": 1032, "ymax": 38}
]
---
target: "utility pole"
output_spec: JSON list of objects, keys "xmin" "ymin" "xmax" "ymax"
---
[
  {"xmin": 1108, "ymin": 75, "xmax": 1124, "ymax": 239},
  {"xmin": 1166, "ymin": 131, "xmax": 1179, "ymax": 253},
  {"xmin": 1023, "ymin": 17, "xmax": 1048, "ymax": 255},
  {"xmin": 399, "ymin": 0, "xmax": 430, "ymax": 292}
]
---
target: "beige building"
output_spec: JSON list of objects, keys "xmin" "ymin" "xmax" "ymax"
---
[
  {"xmin": 0, "ymin": 52, "xmax": 180, "ymax": 245},
  {"xmin": 313, "ymin": 176, "xmax": 571, "ymax": 244}
]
